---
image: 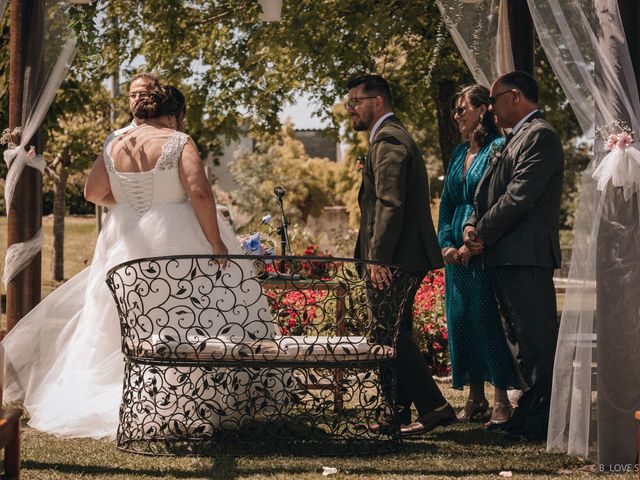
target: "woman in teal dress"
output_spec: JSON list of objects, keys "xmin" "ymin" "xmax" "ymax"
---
[{"xmin": 438, "ymin": 84, "xmax": 519, "ymax": 426}]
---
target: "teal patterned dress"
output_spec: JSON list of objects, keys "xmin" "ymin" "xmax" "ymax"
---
[{"xmin": 438, "ymin": 136, "xmax": 518, "ymax": 390}]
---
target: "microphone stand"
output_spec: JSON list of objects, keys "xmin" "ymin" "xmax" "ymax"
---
[{"xmin": 275, "ymin": 194, "xmax": 290, "ymax": 273}]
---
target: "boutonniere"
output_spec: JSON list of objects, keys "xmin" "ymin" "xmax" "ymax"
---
[{"xmin": 490, "ymin": 143, "xmax": 503, "ymax": 166}]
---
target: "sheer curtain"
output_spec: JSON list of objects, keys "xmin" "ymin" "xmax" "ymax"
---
[
  {"xmin": 436, "ymin": 0, "xmax": 514, "ymax": 87},
  {"xmin": 528, "ymin": 0, "xmax": 640, "ymax": 468},
  {"xmin": 2, "ymin": 1, "xmax": 78, "ymax": 285}
]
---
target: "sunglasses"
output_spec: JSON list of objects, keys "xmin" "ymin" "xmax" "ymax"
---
[
  {"xmin": 451, "ymin": 107, "xmax": 466, "ymax": 117},
  {"xmin": 489, "ymin": 89, "xmax": 516, "ymax": 105}
]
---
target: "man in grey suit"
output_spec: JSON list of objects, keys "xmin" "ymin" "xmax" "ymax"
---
[
  {"xmin": 464, "ymin": 71, "xmax": 563, "ymax": 440},
  {"xmin": 347, "ymin": 74, "xmax": 455, "ymax": 436}
]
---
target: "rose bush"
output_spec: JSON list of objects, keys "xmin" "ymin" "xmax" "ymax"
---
[{"xmin": 413, "ymin": 269, "xmax": 450, "ymax": 377}]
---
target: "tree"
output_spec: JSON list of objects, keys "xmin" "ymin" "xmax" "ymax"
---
[
  {"xmin": 43, "ymin": 79, "xmax": 111, "ymax": 280},
  {"xmin": 229, "ymin": 122, "xmax": 346, "ymax": 226}
]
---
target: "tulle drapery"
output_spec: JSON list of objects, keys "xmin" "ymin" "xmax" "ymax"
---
[
  {"xmin": 436, "ymin": 0, "xmax": 514, "ymax": 87},
  {"xmin": 2, "ymin": 1, "xmax": 78, "ymax": 285}
]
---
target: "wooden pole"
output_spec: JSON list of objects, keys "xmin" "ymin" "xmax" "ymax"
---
[
  {"xmin": 619, "ymin": 0, "xmax": 640, "ymax": 86},
  {"xmin": 6, "ymin": 0, "xmax": 43, "ymax": 332},
  {"xmin": 507, "ymin": 0, "xmax": 535, "ymax": 76}
]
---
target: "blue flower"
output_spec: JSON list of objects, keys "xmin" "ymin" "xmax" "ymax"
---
[{"xmin": 242, "ymin": 233, "xmax": 262, "ymax": 254}]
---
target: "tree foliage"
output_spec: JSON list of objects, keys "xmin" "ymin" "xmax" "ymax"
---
[
  {"xmin": 229, "ymin": 122, "xmax": 349, "ymax": 225},
  {"xmin": 0, "ymin": 1, "xmax": 589, "ymax": 239}
]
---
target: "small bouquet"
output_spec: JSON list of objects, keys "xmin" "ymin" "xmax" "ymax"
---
[{"xmin": 596, "ymin": 120, "xmax": 635, "ymax": 151}]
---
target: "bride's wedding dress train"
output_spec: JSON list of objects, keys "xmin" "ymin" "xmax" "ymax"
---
[{"xmin": 2, "ymin": 130, "xmax": 275, "ymax": 439}]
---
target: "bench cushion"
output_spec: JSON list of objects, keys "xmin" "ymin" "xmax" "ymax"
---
[{"xmin": 133, "ymin": 335, "xmax": 394, "ymax": 362}]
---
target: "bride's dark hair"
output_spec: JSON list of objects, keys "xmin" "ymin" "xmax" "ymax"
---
[
  {"xmin": 453, "ymin": 84, "xmax": 500, "ymax": 147},
  {"xmin": 132, "ymin": 85, "xmax": 186, "ymax": 120}
]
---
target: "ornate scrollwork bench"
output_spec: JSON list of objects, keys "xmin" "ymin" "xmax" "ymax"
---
[{"xmin": 105, "ymin": 255, "xmax": 412, "ymax": 455}]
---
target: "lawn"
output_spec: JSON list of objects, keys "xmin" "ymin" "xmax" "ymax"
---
[
  {"xmin": 0, "ymin": 215, "xmax": 98, "ymax": 300},
  {"xmin": 16, "ymin": 381, "xmax": 611, "ymax": 480},
  {"xmin": 0, "ymin": 216, "xmax": 606, "ymax": 479}
]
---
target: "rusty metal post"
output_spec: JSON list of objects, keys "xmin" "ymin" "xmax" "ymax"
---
[{"xmin": 6, "ymin": 0, "xmax": 43, "ymax": 331}]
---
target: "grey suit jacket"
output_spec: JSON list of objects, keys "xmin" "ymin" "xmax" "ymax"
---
[
  {"xmin": 355, "ymin": 115, "xmax": 443, "ymax": 272},
  {"xmin": 467, "ymin": 113, "xmax": 564, "ymax": 268}
]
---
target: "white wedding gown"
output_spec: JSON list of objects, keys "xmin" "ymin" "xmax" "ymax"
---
[{"xmin": 2, "ymin": 129, "xmax": 272, "ymax": 439}]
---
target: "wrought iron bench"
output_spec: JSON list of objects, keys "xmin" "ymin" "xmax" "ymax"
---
[{"xmin": 105, "ymin": 254, "xmax": 413, "ymax": 455}]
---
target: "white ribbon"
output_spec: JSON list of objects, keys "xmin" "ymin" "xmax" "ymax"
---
[
  {"xmin": 592, "ymin": 145, "xmax": 640, "ymax": 201},
  {"xmin": 3, "ymin": 229, "xmax": 43, "ymax": 286},
  {"xmin": 3, "ymin": 146, "xmax": 46, "ymax": 211}
]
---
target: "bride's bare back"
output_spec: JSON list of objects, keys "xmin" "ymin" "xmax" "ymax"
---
[{"xmin": 109, "ymin": 124, "xmax": 176, "ymax": 173}]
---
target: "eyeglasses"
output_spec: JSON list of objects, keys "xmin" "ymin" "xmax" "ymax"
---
[
  {"xmin": 128, "ymin": 91, "xmax": 152, "ymax": 99},
  {"xmin": 345, "ymin": 96, "xmax": 377, "ymax": 109},
  {"xmin": 451, "ymin": 107, "xmax": 466, "ymax": 117},
  {"xmin": 489, "ymin": 89, "xmax": 515, "ymax": 105}
]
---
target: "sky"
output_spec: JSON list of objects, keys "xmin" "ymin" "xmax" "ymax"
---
[{"xmin": 279, "ymin": 93, "xmax": 332, "ymax": 130}]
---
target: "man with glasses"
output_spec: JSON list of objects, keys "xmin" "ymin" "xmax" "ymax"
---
[
  {"xmin": 105, "ymin": 72, "xmax": 161, "ymax": 143},
  {"xmin": 347, "ymin": 74, "xmax": 455, "ymax": 437},
  {"xmin": 464, "ymin": 70, "xmax": 564, "ymax": 441}
]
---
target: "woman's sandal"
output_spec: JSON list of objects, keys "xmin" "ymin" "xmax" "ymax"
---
[
  {"xmin": 485, "ymin": 401, "xmax": 512, "ymax": 427},
  {"xmin": 457, "ymin": 397, "xmax": 489, "ymax": 421}
]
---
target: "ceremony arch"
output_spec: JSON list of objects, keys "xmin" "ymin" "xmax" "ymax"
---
[{"xmin": 2, "ymin": 0, "xmax": 639, "ymax": 469}]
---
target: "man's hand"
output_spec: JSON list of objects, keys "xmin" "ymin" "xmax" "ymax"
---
[
  {"xmin": 369, "ymin": 264, "xmax": 392, "ymax": 289},
  {"xmin": 463, "ymin": 226, "xmax": 484, "ymax": 255},
  {"xmin": 442, "ymin": 247, "xmax": 461, "ymax": 265}
]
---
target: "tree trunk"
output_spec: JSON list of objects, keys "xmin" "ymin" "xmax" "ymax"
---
[
  {"xmin": 52, "ymin": 168, "xmax": 67, "ymax": 281},
  {"xmin": 435, "ymin": 80, "xmax": 459, "ymax": 171}
]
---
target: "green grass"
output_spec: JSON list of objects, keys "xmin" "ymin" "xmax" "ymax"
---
[
  {"xmin": 14, "ymin": 381, "xmax": 616, "ymax": 480},
  {"xmin": 0, "ymin": 215, "xmax": 98, "ymax": 299}
]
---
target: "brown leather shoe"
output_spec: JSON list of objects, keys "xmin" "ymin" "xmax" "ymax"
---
[{"xmin": 400, "ymin": 404, "xmax": 457, "ymax": 437}]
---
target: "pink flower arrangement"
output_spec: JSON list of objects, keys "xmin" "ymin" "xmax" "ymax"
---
[
  {"xmin": 606, "ymin": 131, "xmax": 633, "ymax": 151},
  {"xmin": 413, "ymin": 269, "xmax": 450, "ymax": 377},
  {"xmin": 266, "ymin": 288, "xmax": 327, "ymax": 335}
]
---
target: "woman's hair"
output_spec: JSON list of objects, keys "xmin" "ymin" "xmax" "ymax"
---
[
  {"xmin": 454, "ymin": 84, "xmax": 500, "ymax": 147},
  {"xmin": 131, "ymin": 85, "xmax": 186, "ymax": 120}
]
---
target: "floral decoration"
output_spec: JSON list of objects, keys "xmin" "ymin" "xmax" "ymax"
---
[
  {"xmin": 605, "ymin": 131, "xmax": 633, "ymax": 151},
  {"xmin": 413, "ymin": 269, "xmax": 450, "ymax": 377},
  {"xmin": 489, "ymin": 142, "xmax": 503, "ymax": 166},
  {"xmin": 596, "ymin": 120, "xmax": 635, "ymax": 151}
]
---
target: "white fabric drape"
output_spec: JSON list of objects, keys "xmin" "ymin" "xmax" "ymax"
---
[
  {"xmin": 0, "ymin": 0, "xmax": 7, "ymax": 22},
  {"xmin": 528, "ymin": 0, "xmax": 640, "ymax": 467},
  {"xmin": 3, "ymin": 39, "xmax": 77, "ymax": 285},
  {"xmin": 2, "ymin": 0, "xmax": 79, "ymax": 286},
  {"xmin": 436, "ymin": 0, "xmax": 514, "ymax": 87}
]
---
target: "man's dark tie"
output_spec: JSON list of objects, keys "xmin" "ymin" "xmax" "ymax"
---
[{"xmin": 503, "ymin": 132, "xmax": 514, "ymax": 149}]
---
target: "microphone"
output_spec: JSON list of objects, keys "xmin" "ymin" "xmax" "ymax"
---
[{"xmin": 274, "ymin": 186, "xmax": 285, "ymax": 198}]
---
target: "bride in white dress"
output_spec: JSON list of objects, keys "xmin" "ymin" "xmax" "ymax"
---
[{"xmin": 2, "ymin": 85, "xmax": 270, "ymax": 439}]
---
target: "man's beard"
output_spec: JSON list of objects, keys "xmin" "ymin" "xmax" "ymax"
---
[{"xmin": 352, "ymin": 120, "xmax": 368, "ymax": 131}]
